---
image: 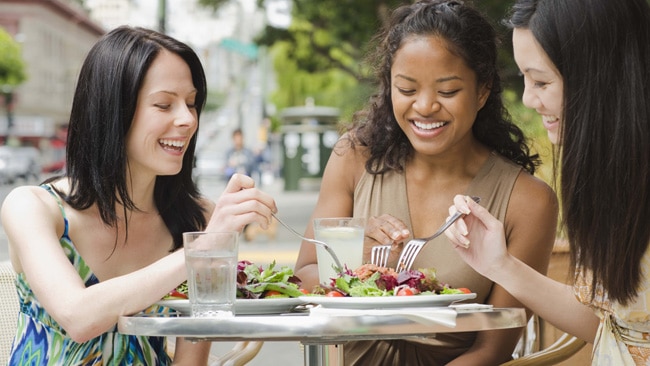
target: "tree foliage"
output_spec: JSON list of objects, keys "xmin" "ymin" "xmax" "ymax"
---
[
  {"xmin": 197, "ymin": 0, "xmax": 523, "ymax": 124},
  {"xmin": 0, "ymin": 27, "xmax": 27, "ymax": 88}
]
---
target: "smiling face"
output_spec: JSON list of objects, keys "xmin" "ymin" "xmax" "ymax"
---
[
  {"xmin": 512, "ymin": 28, "xmax": 564, "ymax": 145},
  {"xmin": 390, "ymin": 35, "xmax": 489, "ymax": 157},
  {"xmin": 126, "ymin": 49, "xmax": 198, "ymax": 178}
]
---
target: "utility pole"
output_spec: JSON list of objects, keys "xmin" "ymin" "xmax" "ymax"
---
[{"xmin": 158, "ymin": 0, "xmax": 167, "ymax": 34}]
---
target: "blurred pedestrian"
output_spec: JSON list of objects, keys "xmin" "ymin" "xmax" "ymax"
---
[{"xmin": 224, "ymin": 128, "xmax": 257, "ymax": 180}]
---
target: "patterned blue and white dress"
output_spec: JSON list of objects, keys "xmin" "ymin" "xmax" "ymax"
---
[{"xmin": 8, "ymin": 184, "xmax": 173, "ymax": 365}]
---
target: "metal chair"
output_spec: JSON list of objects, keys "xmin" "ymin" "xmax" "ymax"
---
[
  {"xmin": 502, "ymin": 332, "xmax": 587, "ymax": 365},
  {"xmin": 0, "ymin": 261, "xmax": 19, "ymax": 365}
]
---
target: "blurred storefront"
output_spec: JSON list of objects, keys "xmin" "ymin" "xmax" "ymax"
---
[{"xmin": 0, "ymin": 0, "xmax": 104, "ymax": 168}]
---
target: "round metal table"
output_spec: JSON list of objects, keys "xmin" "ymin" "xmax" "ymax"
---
[{"xmin": 118, "ymin": 307, "xmax": 526, "ymax": 366}]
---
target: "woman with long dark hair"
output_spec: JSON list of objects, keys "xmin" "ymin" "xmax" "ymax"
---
[
  {"xmin": 1, "ymin": 26, "xmax": 277, "ymax": 365},
  {"xmin": 447, "ymin": 0, "xmax": 650, "ymax": 363}
]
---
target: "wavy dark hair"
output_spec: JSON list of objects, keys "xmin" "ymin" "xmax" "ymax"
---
[
  {"xmin": 507, "ymin": 0, "xmax": 650, "ymax": 305},
  {"xmin": 46, "ymin": 26, "xmax": 207, "ymax": 251},
  {"xmin": 348, "ymin": 0, "xmax": 539, "ymax": 175}
]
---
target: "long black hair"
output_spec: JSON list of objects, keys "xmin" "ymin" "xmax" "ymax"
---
[
  {"xmin": 508, "ymin": 0, "xmax": 650, "ymax": 305},
  {"xmin": 349, "ymin": 0, "xmax": 539, "ymax": 175},
  {"xmin": 51, "ymin": 26, "xmax": 207, "ymax": 251}
]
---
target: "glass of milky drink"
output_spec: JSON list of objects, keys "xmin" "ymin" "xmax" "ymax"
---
[
  {"xmin": 183, "ymin": 231, "xmax": 239, "ymax": 317},
  {"xmin": 313, "ymin": 217, "xmax": 366, "ymax": 285}
]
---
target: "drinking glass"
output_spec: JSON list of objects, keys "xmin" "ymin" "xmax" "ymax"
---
[
  {"xmin": 313, "ymin": 217, "xmax": 365, "ymax": 284},
  {"xmin": 183, "ymin": 231, "xmax": 239, "ymax": 317}
]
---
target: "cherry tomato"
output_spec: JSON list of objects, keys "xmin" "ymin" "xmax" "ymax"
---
[
  {"xmin": 457, "ymin": 288, "xmax": 472, "ymax": 294},
  {"xmin": 325, "ymin": 291, "xmax": 344, "ymax": 297},
  {"xmin": 166, "ymin": 289, "xmax": 188, "ymax": 299},
  {"xmin": 265, "ymin": 290, "xmax": 283, "ymax": 297},
  {"xmin": 299, "ymin": 288, "xmax": 310, "ymax": 295},
  {"xmin": 397, "ymin": 288, "xmax": 414, "ymax": 296}
]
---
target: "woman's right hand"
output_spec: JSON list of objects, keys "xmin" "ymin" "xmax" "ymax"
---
[
  {"xmin": 206, "ymin": 173, "xmax": 277, "ymax": 233},
  {"xmin": 364, "ymin": 214, "xmax": 410, "ymax": 264},
  {"xmin": 444, "ymin": 195, "xmax": 510, "ymax": 280}
]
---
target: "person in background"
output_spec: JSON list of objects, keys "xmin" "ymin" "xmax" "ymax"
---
[
  {"xmin": 1, "ymin": 26, "xmax": 277, "ymax": 365},
  {"xmin": 294, "ymin": 1, "xmax": 558, "ymax": 364},
  {"xmin": 224, "ymin": 128, "xmax": 257, "ymax": 180},
  {"xmin": 445, "ymin": 0, "xmax": 650, "ymax": 364}
]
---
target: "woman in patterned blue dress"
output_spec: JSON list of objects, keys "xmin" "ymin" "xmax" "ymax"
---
[{"xmin": 0, "ymin": 26, "xmax": 277, "ymax": 365}]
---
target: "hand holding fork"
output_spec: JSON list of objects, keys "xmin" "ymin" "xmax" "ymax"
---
[{"xmin": 370, "ymin": 196, "xmax": 481, "ymax": 271}]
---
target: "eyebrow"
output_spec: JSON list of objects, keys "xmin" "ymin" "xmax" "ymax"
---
[
  {"xmin": 148, "ymin": 89, "xmax": 197, "ymax": 97},
  {"xmin": 394, "ymin": 74, "xmax": 461, "ymax": 83},
  {"xmin": 523, "ymin": 67, "xmax": 549, "ymax": 75}
]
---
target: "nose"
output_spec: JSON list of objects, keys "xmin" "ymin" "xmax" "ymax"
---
[
  {"xmin": 175, "ymin": 104, "xmax": 198, "ymax": 129},
  {"xmin": 413, "ymin": 92, "xmax": 441, "ymax": 115},
  {"xmin": 521, "ymin": 83, "xmax": 540, "ymax": 110}
]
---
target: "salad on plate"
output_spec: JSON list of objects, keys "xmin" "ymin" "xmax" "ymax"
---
[
  {"xmin": 163, "ymin": 260, "xmax": 308, "ymax": 300},
  {"xmin": 311, "ymin": 263, "xmax": 472, "ymax": 298}
]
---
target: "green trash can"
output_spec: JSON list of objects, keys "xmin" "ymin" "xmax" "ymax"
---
[{"xmin": 279, "ymin": 105, "xmax": 340, "ymax": 191}]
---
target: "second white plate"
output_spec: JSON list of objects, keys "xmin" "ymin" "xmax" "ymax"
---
[{"xmin": 299, "ymin": 293, "xmax": 476, "ymax": 309}]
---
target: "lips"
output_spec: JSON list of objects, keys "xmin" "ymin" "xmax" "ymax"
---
[{"xmin": 541, "ymin": 115, "xmax": 560, "ymax": 130}]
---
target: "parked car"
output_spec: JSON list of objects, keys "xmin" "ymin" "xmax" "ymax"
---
[{"xmin": 0, "ymin": 146, "xmax": 42, "ymax": 184}]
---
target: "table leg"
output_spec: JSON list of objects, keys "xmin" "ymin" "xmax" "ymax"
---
[{"xmin": 303, "ymin": 343, "xmax": 344, "ymax": 366}]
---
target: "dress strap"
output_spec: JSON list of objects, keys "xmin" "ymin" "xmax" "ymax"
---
[{"xmin": 40, "ymin": 184, "xmax": 70, "ymax": 238}]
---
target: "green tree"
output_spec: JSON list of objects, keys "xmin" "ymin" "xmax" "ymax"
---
[
  {"xmin": 0, "ymin": 26, "xmax": 27, "ymax": 137},
  {"xmin": 198, "ymin": 1, "xmax": 524, "ymax": 124},
  {"xmin": 0, "ymin": 27, "xmax": 26, "ymax": 89}
]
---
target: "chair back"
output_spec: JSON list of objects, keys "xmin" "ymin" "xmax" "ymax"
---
[{"xmin": 0, "ymin": 261, "xmax": 19, "ymax": 365}]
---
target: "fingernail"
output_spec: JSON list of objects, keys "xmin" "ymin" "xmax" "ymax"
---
[
  {"xmin": 401, "ymin": 229, "xmax": 410, "ymax": 236},
  {"xmin": 391, "ymin": 231, "xmax": 400, "ymax": 240}
]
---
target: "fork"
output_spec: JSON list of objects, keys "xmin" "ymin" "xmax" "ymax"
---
[
  {"xmin": 396, "ymin": 196, "xmax": 481, "ymax": 272},
  {"xmin": 270, "ymin": 212, "xmax": 343, "ymax": 272},
  {"xmin": 370, "ymin": 244, "xmax": 391, "ymax": 267}
]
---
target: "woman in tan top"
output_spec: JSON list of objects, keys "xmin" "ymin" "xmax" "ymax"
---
[{"xmin": 294, "ymin": 1, "xmax": 558, "ymax": 365}]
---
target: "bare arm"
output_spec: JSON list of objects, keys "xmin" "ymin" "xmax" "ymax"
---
[
  {"xmin": 3, "ymin": 174, "xmax": 277, "ymax": 343},
  {"xmin": 447, "ymin": 173, "xmax": 560, "ymax": 364},
  {"xmin": 446, "ymin": 193, "xmax": 600, "ymax": 343},
  {"xmin": 294, "ymin": 139, "xmax": 365, "ymax": 290}
]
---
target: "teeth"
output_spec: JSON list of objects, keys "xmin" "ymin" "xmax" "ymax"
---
[
  {"xmin": 414, "ymin": 121, "xmax": 446, "ymax": 130},
  {"xmin": 542, "ymin": 115, "xmax": 559, "ymax": 123},
  {"xmin": 159, "ymin": 139, "xmax": 185, "ymax": 148}
]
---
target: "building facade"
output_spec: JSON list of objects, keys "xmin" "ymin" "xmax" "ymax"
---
[{"xmin": 0, "ymin": 0, "xmax": 104, "ymax": 168}]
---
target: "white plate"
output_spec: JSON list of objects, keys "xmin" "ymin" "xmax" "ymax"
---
[
  {"xmin": 156, "ymin": 298, "xmax": 307, "ymax": 315},
  {"xmin": 298, "ymin": 293, "xmax": 476, "ymax": 309}
]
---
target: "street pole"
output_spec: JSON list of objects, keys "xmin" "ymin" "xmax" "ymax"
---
[
  {"xmin": 158, "ymin": 0, "xmax": 167, "ymax": 34},
  {"xmin": 2, "ymin": 89, "xmax": 13, "ymax": 145}
]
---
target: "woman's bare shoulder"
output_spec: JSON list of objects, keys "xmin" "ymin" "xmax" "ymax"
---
[
  {"xmin": 509, "ymin": 172, "xmax": 559, "ymax": 225},
  {"xmin": 3, "ymin": 185, "xmax": 57, "ymax": 209}
]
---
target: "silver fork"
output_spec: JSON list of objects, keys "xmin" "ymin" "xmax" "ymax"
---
[
  {"xmin": 370, "ymin": 245, "xmax": 391, "ymax": 267},
  {"xmin": 271, "ymin": 212, "xmax": 343, "ymax": 272},
  {"xmin": 396, "ymin": 196, "xmax": 481, "ymax": 272}
]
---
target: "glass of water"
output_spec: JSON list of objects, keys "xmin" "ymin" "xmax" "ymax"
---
[
  {"xmin": 313, "ymin": 217, "xmax": 366, "ymax": 284},
  {"xmin": 183, "ymin": 231, "xmax": 239, "ymax": 317}
]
